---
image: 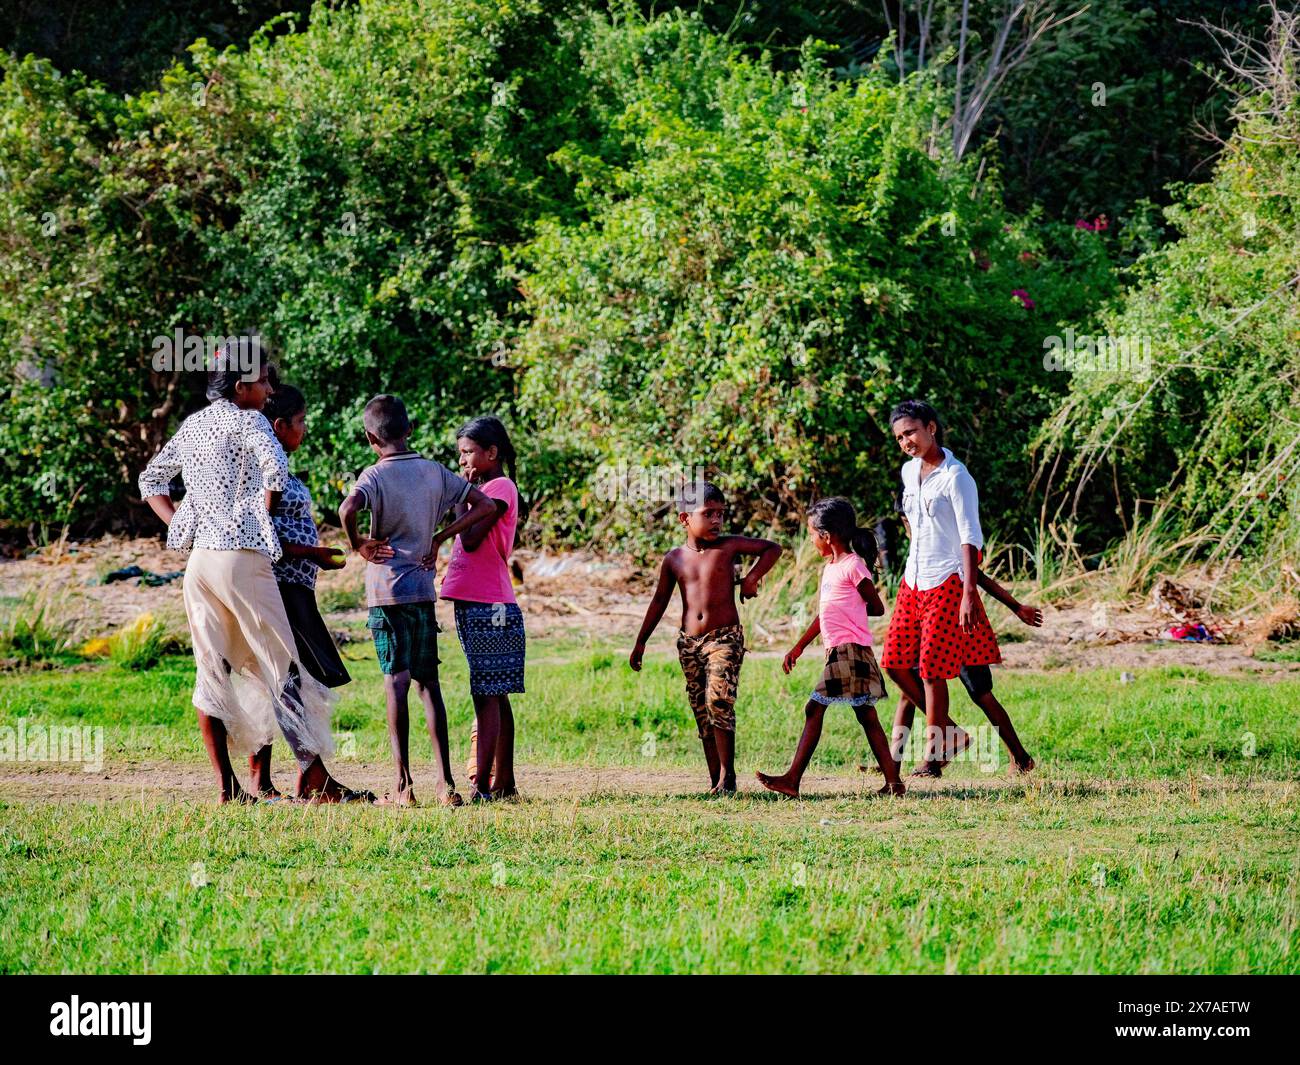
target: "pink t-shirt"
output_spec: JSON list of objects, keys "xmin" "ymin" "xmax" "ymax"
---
[
  {"xmin": 818, "ymin": 553, "xmax": 875, "ymax": 648},
  {"xmin": 439, "ymin": 477, "xmax": 518, "ymax": 604}
]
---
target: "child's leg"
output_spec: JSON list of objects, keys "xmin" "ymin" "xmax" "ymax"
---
[
  {"xmin": 471, "ymin": 693, "xmax": 501, "ymax": 799},
  {"xmin": 892, "ymin": 695, "xmax": 916, "ymax": 760},
  {"xmin": 703, "ymin": 628, "xmax": 743, "ymax": 793},
  {"xmin": 756, "ymin": 699, "xmax": 826, "ymax": 797},
  {"xmin": 711, "ymin": 727, "xmax": 736, "ymax": 794},
  {"xmin": 494, "ymin": 694, "xmax": 517, "ymax": 795},
  {"xmin": 414, "ymin": 677, "xmax": 458, "ymax": 800},
  {"xmin": 700, "ymin": 732, "xmax": 721, "ymax": 789},
  {"xmin": 197, "ymin": 708, "xmax": 250, "ymax": 803},
  {"xmin": 248, "ymin": 744, "xmax": 280, "ymax": 797},
  {"xmin": 918, "ymin": 677, "xmax": 951, "ymax": 776},
  {"xmin": 887, "ymin": 667, "xmax": 925, "ymax": 761},
  {"xmin": 384, "ymin": 670, "xmax": 417, "ymax": 802},
  {"xmin": 852, "ymin": 703, "xmax": 905, "ymax": 794},
  {"xmin": 974, "ymin": 690, "xmax": 1034, "ymax": 771},
  {"xmin": 678, "ymin": 639, "xmax": 719, "ymax": 788}
]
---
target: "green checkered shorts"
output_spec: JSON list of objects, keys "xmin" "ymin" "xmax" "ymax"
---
[{"xmin": 367, "ymin": 603, "xmax": 441, "ymax": 682}]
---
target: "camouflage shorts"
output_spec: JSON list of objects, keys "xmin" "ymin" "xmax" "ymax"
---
[{"xmin": 676, "ymin": 623, "xmax": 745, "ymax": 737}]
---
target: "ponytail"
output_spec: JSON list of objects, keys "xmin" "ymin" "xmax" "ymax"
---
[
  {"xmin": 808, "ymin": 496, "xmax": 878, "ymax": 570},
  {"xmin": 850, "ymin": 526, "xmax": 879, "ymax": 570}
]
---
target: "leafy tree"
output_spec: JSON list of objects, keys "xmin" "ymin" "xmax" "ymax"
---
[
  {"xmin": 513, "ymin": 9, "xmax": 1114, "ymax": 549},
  {"xmin": 1036, "ymin": 5, "xmax": 1300, "ymax": 594}
]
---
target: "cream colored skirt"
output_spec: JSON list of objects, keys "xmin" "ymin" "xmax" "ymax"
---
[{"xmin": 183, "ymin": 548, "xmax": 336, "ymax": 766}]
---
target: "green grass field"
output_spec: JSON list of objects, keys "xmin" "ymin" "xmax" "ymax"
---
[{"xmin": 2, "ymin": 640, "xmax": 1298, "ymax": 973}]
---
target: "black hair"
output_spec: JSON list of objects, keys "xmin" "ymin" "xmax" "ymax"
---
[
  {"xmin": 807, "ymin": 496, "xmax": 878, "ymax": 569},
  {"xmin": 888, "ymin": 398, "xmax": 945, "ymax": 449},
  {"xmin": 205, "ymin": 338, "xmax": 268, "ymax": 403},
  {"xmin": 677, "ymin": 479, "xmax": 725, "ymax": 512},
  {"xmin": 363, "ymin": 394, "xmax": 411, "ymax": 445},
  {"xmin": 263, "ymin": 383, "xmax": 305, "ymax": 424},
  {"xmin": 456, "ymin": 414, "xmax": 517, "ymax": 482}
]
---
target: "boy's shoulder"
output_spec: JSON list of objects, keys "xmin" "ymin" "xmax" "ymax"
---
[{"xmin": 356, "ymin": 451, "xmax": 428, "ymax": 481}]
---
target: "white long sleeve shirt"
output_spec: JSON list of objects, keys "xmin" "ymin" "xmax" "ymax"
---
[
  {"xmin": 900, "ymin": 447, "xmax": 984, "ymax": 591},
  {"xmin": 138, "ymin": 399, "xmax": 289, "ymax": 560}
]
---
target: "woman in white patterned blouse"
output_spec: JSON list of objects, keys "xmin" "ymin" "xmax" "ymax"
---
[{"xmin": 139, "ymin": 354, "xmax": 372, "ymax": 804}]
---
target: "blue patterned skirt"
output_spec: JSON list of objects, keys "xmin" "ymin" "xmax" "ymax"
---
[{"xmin": 452, "ymin": 602, "xmax": 526, "ymax": 696}]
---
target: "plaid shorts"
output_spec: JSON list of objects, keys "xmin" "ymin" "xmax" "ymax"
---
[
  {"xmin": 812, "ymin": 642, "xmax": 887, "ymax": 707},
  {"xmin": 368, "ymin": 602, "xmax": 440, "ymax": 682}
]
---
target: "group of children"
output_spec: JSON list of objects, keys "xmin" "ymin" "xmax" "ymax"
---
[
  {"xmin": 143, "ymin": 358, "xmax": 1033, "ymax": 804},
  {"xmin": 632, "ymin": 399, "xmax": 1039, "ymax": 798},
  {"xmin": 140, "ymin": 360, "xmax": 525, "ymax": 805}
]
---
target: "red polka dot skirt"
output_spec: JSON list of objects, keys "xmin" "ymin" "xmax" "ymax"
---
[{"xmin": 881, "ymin": 572, "xmax": 1001, "ymax": 681}]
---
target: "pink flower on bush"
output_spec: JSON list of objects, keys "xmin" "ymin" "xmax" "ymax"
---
[
  {"xmin": 1075, "ymin": 214, "xmax": 1110, "ymax": 232},
  {"xmin": 1011, "ymin": 288, "xmax": 1035, "ymax": 309}
]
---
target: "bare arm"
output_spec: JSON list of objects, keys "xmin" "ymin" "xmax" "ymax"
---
[
  {"xmin": 784, "ymin": 614, "xmax": 821, "ymax": 673},
  {"xmin": 729, "ymin": 536, "xmax": 783, "ymax": 600},
  {"xmin": 960, "ymin": 543, "xmax": 981, "ymax": 633},
  {"xmin": 280, "ymin": 541, "xmax": 345, "ymax": 570},
  {"xmin": 144, "ymin": 495, "xmax": 176, "ymax": 527},
  {"xmin": 339, "ymin": 490, "xmax": 393, "ymax": 563},
  {"xmin": 630, "ymin": 555, "xmax": 678, "ymax": 671},
  {"xmin": 977, "ymin": 570, "xmax": 1042, "ymax": 627},
  {"xmin": 460, "ymin": 498, "xmax": 508, "ymax": 553},
  {"xmin": 423, "ymin": 486, "xmax": 496, "ymax": 567},
  {"xmin": 857, "ymin": 577, "xmax": 885, "ymax": 616}
]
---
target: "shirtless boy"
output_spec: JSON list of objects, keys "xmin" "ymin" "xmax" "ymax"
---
[{"xmin": 629, "ymin": 481, "xmax": 782, "ymax": 794}]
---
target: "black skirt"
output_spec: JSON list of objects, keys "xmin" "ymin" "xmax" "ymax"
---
[{"xmin": 278, "ymin": 581, "xmax": 351, "ymax": 688}]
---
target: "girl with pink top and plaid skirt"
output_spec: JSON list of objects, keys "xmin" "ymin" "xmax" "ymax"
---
[{"xmin": 756, "ymin": 497, "xmax": 905, "ymax": 799}]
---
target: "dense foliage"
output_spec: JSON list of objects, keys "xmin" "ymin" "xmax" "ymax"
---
[
  {"xmin": 514, "ymin": 12, "xmax": 1113, "ymax": 544},
  {"xmin": 3, "ymin": 0, "xmax": 1290, "ymax": 580},
  {"xmin": 1038, "ymin": 20, "xmax": 1300, "ymax": 593}
]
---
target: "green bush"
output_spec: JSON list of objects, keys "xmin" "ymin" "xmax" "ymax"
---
[
  {"xmin": 0, "ymin": 0, "xmax": 1115, "ymax": 550},
  {"xmin": 1037, "ymin": 24, "xmax": 1300, "ymax": 599},
  {"xmin": 513, "ymin": 10, "xmax": 1114, "ymax": 549}
]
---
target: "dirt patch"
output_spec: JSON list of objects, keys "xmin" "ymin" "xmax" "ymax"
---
[
  {"xmin": 2, "ymin": 536, "xmax": 1298, "ymax": 675},
  {"xmin": 1, "ymin": 759, "xmax": 1290, "ymax": 806}
]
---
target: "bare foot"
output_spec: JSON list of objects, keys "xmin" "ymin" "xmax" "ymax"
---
[
  {"xmin": 439, "ymin": 791, "xmax": 465, "ymax": 808},
  {"xmin": 219, "ymin": 786, "xmax": 257, "ymax": 805},
  {"xmin": 296, "ymin": 757, "xmax": 360, "ymax": 803},
  {"xmin": 945, "ymin": 727, "xmax": 973, "ymax": 761},
  {"xmin": 756, "ymin": 771, "xmax": 799, "ymax": 798},
  {"xmin": 256, "ymin": 786, "xmax": 283, "ymax": 800},
  {"xmin": 909, "ymin": 763, "xmax": 943, "ymax": 779},
  {"xmin": 876, "ymin": 781, "xmax": 906, "ymax": 797},
  {"xmin": 709, "ymin": 782, "xmax": 738, "ymax": 796},
  {"xmin": 376, "ymin": 789, "xmax": 418, "ymax": 807},
  {"xmin": 1013, "ymin": 755, "xmax": 1036, "ymax": 774},
  {"xmin": 491, "ymin": 787, "xmax": 520, "ymax": 802}
]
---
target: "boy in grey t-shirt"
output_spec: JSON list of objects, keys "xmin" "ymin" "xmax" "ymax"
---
[{"xmin": 339, "ymin": 394, "xmax": 496, "ymax": 806}]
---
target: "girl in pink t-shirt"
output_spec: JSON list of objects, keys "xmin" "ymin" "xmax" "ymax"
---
[
  {"xmin": 757, "ymin": 497, "xmax": 904, "ymax": 798},
  {"xmin": 440, "ymin": 416, "xmax": 524, "ymax": 801}
]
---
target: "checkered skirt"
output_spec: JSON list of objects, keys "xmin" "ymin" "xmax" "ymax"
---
[{"xmin": 811, "ymin": 642, "xmax": 886, "ymax": 707}]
